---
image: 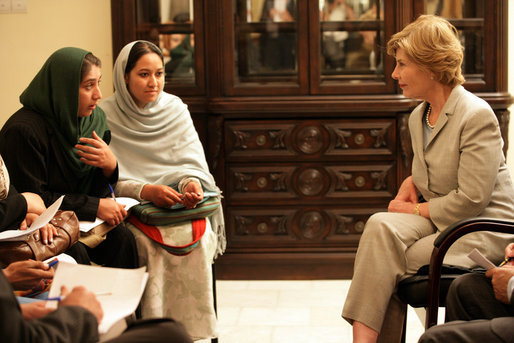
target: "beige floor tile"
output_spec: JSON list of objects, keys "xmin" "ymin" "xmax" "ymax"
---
[
  {"xmin": 216, "ymin": 306, "xmax": 241, "ymax": 326},
  {"xmin": 247, "ymin": 280, "xmax": 314, "ymax": 291},
  {"xmin": 278, "ymin": 288, "xmax": 345, "ymax": 307},
  {"xmin": 311, "ymin": 280, "xmax": 351, "ymax": 292},
  {"xmin": 216, "ymin": 288, "xmax": 279, "ymax": 308},
  {"xmin": 215, "ymin": 280, "xmax": 249, "ymax": 290},
  {"xmin": 238, "ymin": 307, "xmax": 310, "ymax": 326},
  {"xmin": 200, "ymin": 280, "xmax": 435, "ymax": 342},
  {"xmin": 218, "ymin": 325, "xmax": 273, "ymax": 343}
]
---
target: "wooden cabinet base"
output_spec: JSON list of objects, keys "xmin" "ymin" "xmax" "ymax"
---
[{"xmin": 214, "ymin": 252, "xmax": 356, "ymax": 280}]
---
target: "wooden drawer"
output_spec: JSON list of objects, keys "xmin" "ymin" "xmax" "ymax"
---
[
  {"xmin": 226, "ymin": 206, "xmax": 382, "ymax": 249},
  {"xmin": 226, "ymin": 162, "xmax": 397, "ymax": 204},
  {"xmin": 225, "ymin": 119, "xmax": 396, "ymax": 161}
]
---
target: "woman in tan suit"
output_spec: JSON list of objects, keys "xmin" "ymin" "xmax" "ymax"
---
[{"xmin": 342, "ymin": 15, "xmax": 514, "ymax": 343}]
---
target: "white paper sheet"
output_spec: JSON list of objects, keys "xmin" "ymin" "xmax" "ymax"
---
[
  {"xmin": 467, "ymin": 248, "xmax": 497, "ymax": 270},
  {"xmin": 0, "ymin": 195, "xmax": 64, "ymax": 241},
  {"xmin": 47, "ymin": 262, "xmax": 148, "ymax": 335}
]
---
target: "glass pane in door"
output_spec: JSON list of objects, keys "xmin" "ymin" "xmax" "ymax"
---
[
  {"xmin": 319, "ymin": 0, "xmax": 384, "ymax": 82},
  {"xmin": 234, "ymin": 0, "xmax": 298, "ymax": 83},
  {"xmin": 136, "ymin": 0, "xmax": 195, "ymax": 84},
  {"xmin": 425, "ymin": 0, "xmax": 484, "ymax": 79}
]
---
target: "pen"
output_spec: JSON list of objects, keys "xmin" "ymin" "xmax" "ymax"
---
[
  {"xmin": 108, "ymin": 184, "xmax": 116, "ymax": 202},
  {"xmin": 46, "ymin": 292, "xmax": 112, "ymax": 302},
  {"xmin": 107, "ymin": 184, "xmax": 127, "ymax": 229},
  {"xmin": 498, "ymin": 257, "xmax": 513, "ymax": 267},
  {"xmin": 48, "ymin": 258, "xmax": 59, "ymax": 268}
]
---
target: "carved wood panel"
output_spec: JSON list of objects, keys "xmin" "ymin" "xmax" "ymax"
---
[
  {"xmin": 225, "ymin": 119, "xmax": 396, "ymax": 161},
  {"xmin": 227, "ymin": 207, "xmax": 382, "ymax": 248},
  {"xmin": 227, "ymin": 163, "xmax": 396, "ymax": 202}
]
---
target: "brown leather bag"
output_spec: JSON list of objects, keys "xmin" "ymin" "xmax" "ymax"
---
[{"xmin": 0, "ymin": 210, "xmax": 80, "ymax": 268}]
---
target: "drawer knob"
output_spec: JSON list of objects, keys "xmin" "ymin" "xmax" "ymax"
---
[
  {"xmin": 354, "ymin": 133, "xmax": 365, "ymax": 145},
  {"xmin": 256, "ymin": 134, "xmax": 267, "ymax": 146},
  {"xmin": 257, "ymin": 222, "xmax": 268, "ymax": 233},
  {"xmin": 257, "ymin": 177, "xmax": 268, "ymax": 188},
  {"xmin": 355, "ymin": 221, "xmax": 365, "ymax": 233},
  {"xmin": 355, "ymin": 176, "xmax": 366, "ymax": 188}
]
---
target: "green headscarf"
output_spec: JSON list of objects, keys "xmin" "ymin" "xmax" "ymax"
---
[{"xmin": 19, "ymin": 47, "xmax": 108, "ymax": 192}]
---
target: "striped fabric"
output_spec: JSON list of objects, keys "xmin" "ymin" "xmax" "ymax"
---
[
  {"xmin": 128, "ymin": 217, "xmax": 206, "ymax": 256},
  {"xmin": 131, "ymin": 197, "xmax": 220, "ymax": 226}
]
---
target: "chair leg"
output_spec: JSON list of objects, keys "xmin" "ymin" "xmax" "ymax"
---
[
  {"xmin": 400, "ymin": 310, "xmax": 407, "ymax": 343},
  {"xmin": 211, "ymin": 263, "xmax": 218, "ymax": 343}
]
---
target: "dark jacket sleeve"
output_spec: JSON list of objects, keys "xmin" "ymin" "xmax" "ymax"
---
[
  {"xmin": 0, "ymin": 272, "xmax": 99, "ymax": 343},
  {"xmin": 0, "ymin": 185, "xmax": 27, "ymax": 232}
]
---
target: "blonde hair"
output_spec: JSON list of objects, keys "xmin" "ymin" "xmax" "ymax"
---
[{"xmin": 386, "ymin": 15, "xmax": 465, "ymax": 87}]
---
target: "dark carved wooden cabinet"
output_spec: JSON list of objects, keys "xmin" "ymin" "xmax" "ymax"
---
[{"xmin": 111, "ymin": 0, "xmax": 511, "ymax": 279}]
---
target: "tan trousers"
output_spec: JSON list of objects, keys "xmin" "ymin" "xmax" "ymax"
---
[{"xmin": 342, "ymin": 211, "xmax": 508, "ymax": 343}]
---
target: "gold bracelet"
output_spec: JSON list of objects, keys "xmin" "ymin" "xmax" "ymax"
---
[{"xmin": 413, "ymin": 203, "xmax": 421, "ymax": 216}]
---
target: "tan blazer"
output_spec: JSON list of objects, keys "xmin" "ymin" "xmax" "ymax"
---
[{"xmin": 410, "ymin": 85, "xmax": 514, "ymax": 231}]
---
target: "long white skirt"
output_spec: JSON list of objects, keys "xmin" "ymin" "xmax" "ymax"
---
[{"xmin": 126, "ymin": 219, "xmax": 218, "ymax": 340}]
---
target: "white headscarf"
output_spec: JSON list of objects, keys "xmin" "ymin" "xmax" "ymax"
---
[{"xmin": 101, "ymin": 41, "xmax": 225, "ymax": 256}]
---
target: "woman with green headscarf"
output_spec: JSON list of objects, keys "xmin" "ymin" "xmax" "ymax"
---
[{"xmin": 0, "ymin": 47, "xmax": 138, "ymax": 269}]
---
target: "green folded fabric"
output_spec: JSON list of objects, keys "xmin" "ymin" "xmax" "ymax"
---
[{"xmin": 131, "ymin": 197, "xmax": 220, "ymax": 226}]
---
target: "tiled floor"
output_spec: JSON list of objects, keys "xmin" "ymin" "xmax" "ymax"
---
[{"xmin": 198, "ymin": 280, "xmax": 435, "ymax": 343}]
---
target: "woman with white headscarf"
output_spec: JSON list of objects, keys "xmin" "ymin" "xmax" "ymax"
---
[{"xmin": 100, "ymin": 40, "xmax": 225, "ymax": 340}]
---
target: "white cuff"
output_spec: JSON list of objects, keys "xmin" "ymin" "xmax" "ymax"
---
[
  {"xmin": 508, "ymin": 276, "xmax": 514, "ymax": 303},
  {"xmin": 178, "ymin": 177, "xmax": 201, "ymax": 193}
]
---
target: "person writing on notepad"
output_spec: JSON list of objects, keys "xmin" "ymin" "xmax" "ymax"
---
[
  {"xmin": 0, "ymin": 266, "xmax": 193, "ymax": 342},
  {"xmin": 419, "ymin": 243, "xmax": 514, "ymax": 342}
]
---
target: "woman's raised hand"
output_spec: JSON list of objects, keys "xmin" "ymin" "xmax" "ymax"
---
[{"xmin": 75, "ymin": 131, "xmax": 117, "ymax": 177}]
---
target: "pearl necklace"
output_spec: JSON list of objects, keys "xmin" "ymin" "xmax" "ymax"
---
[{"xmin": 425, "ymin": 104, "xmax": 435, "ymax": 129}]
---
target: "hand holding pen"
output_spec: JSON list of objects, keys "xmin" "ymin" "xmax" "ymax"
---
[
  {"xmin": 3, "ymin": 260, "xmax": 55, "ymax": 291},
  {"xmin": 499, "ymin": 243, "xmax": 514, "ymax": 267},
  {"xmin": 47, "ymin": 258, "xmax": 59, "ymax": 269},
  {"xmin": 108, "ymin": 184, "xmax": 127, "ymax": 229},
  {"xmin": 52, "ymin": 285, "xmax": 104, "ymax": 323},
  {"xmin": 96, "ymin": 184, "xmax": 126, "ymax": 226}
]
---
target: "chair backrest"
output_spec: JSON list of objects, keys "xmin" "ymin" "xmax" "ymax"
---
[{"xmin": 424, "ymin": 217, "xmax": 514, "ymax": 328}]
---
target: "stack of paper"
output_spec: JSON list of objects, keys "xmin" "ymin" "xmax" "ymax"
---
[{"xmin": 47, "ymin": 262, "xmax": 148, "ymax": 337}]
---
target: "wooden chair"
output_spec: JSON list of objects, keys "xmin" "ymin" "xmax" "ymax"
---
[
  {"xmin": 212, "ymin": 263, "xmax": 218, "ymax": 343},
  {"xmin": 396, "ymin": 217, "xmax": 514, "ymax": 342}
]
